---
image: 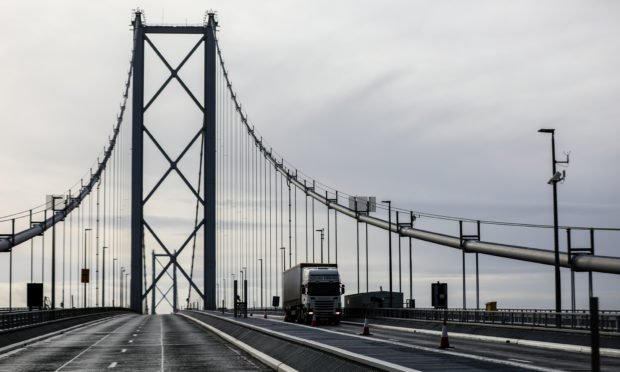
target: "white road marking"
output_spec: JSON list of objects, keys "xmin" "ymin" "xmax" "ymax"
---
[
  {"xmin": 225, "ymin": 344, "xmax": 260, "ymax": 369},
  {"xmin": 0, "ymin": 315, "xmax": 129, "ymax": 361},
  {"xmin": 0, "ymin": 347, "xmax": 26, "ymax": 361},
  {"xmin": 160, "ymin": 317, "xmax": 165, "ymax": 372},
  {"xmin": 509, "ymin": 358, "xmax": 533, "ymax": 364},
  {"xmin": 107, "ymin": 362, "xmax": 117, "ymax": 368},
  {"xmin": 55, "ymin": 319, "xmax": 128, "ymax": 371},
  {"xmin": 225, "ymin": 345, "xmax": 241, "ymax": 355},
  {"xmin": 132, "ymin": 334, "xmax": 137, "ymax": 337},
  {"xmin": 121, "ymin": 349, "xmax": 127, "ymax": 353},
  {"xmin": 128, "ymin": 340, "xmax": 133, "ymax": 343}
]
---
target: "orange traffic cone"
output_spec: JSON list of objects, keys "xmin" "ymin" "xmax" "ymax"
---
[
  {"xmin": 311, "ymin": 313, "xmax": 317, "ymax": 327},
  {"xmin": 361, "ymin": 314, "xmax": 370, "ymax": 336},
  {"xmin": 439, "ymin": 319, "xmax": 450, "ymax": 348}
]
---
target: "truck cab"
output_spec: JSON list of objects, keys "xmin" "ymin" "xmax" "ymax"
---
[
  {"xmin": 282, "ymin": 263, "xmax": 344, "ymax": 324},
  {"xmin": 302, "ymin": 267, "xmax": 343, "ymax": 324}
]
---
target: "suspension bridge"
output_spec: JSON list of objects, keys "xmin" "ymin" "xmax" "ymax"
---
[{"xmin": 1, "ymin": 10, "xmax": 619, "ymax": 371}]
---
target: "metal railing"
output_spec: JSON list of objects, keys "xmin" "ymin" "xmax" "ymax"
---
[
  {"xmin": 0, "ymin": 307, "xmax": 28, "ymax": 313},
  {"xmin": 0, "ymin": 307, "xmax": 129, "ymax": 331},
  {"xmin": 344, "ymin": 307, "xmax": 620, "ymax": 333}
]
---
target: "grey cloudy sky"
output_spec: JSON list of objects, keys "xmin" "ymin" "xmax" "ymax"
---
[{"xmin": 1, "ymin": 1, "xmax": 619, "ymax": 311}]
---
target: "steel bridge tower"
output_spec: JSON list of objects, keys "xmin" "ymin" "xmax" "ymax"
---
[{"xmin": 130, "ymin": 11, "xmax": 217, "ymax": 313}]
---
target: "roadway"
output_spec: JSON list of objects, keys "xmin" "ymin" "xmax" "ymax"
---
[
  {"xmin": 0, "ymin": 313, "xmax": 270, "ymax": 371},
  {"xmin": 2, "ymin": 311, "xmax": 618, "ymax": 371},
  {"xmin": 334, "ymin": 320, "xmax": 620, "ymax": 371},
  {"xmin": 184, "ymin": 310, "xmax": 620, "ymax": 371}
]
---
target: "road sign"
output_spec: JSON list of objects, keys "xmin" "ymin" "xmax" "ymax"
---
[
  {"xmin": 348, "ymin": 196, "xmax": 377, "ymax": 212},
  {"xmin": 81, "ymin": 269, "xmax": 90, "ymax": 283},
  {"xmin": 27, "ymin": 283, "xmax": 43, "ymax": 309},
  {"xmin": 432, "ymin": 282, "xmax": 448, "ymax": 309}
]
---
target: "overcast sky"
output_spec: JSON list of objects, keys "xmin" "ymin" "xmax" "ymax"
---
[{"xmin": 1, "ymin": 1, "xmax": 619, "ymax": 311}]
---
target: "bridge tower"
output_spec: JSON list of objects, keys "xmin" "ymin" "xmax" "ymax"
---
[{"xmin": 130, "ymin": 11, "xmax": 217, "ymax": 313}]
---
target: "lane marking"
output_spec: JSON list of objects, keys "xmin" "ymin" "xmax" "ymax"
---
[
  {"xmin": 160, "ymin": 316, "xmax": 165, "ymax": 372},
  {"xmin": 121, "ymin": 349, "xmax": 127, "ymax": 353},
  {"xmin": 225, "ymin": 344, "xmax": 261, "ymax": 369},
  {"xmin": 55, "ymin": 317, "xmax": 130, "ymax": 371},
  {"xmin": 132, "ymin": 334, "xmax": 137, "ymax": 337},
  {"xmin": 0, "ymin": 314, "xmax": 131, "ymax": 360},
  {"xmin": 107, "ymin": 362, "xmax": 117, "ymax": 368},
  {"xmin": 128, "ymin": 340, "xmax": 133, "ymax": 343},
  {"xmin": 178, "ymin": 313, "xmax": 296, "ymax": 372},
  {"xmin": 509, "ymin": 358, "xmax": 533, "ymax": 364}
]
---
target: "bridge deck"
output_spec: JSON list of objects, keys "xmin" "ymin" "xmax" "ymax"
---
[
  {"xmin": 184, "ymin": 310, "xmax": 538, "ymax": 371},
  {"xmin": 0, "ymin": 313, "xmax": 269, "ymax": 371},
  {"xmin": 3, "ymin": 311, "xmax": 619, "ymax": 371}
]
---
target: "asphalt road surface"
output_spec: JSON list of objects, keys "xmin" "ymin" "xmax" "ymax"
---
[
  {"xmin": 330, "ymin": 320, "xmax": 620, "ymax": 371},
  {"xmin": 0, "ymin": 314, "xmax": 270, "ymax": 371}
]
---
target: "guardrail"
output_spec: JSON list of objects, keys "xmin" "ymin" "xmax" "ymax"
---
[
  {"xmin": 0, "ymin": 307, "xmax": 129, "ymax": 331},
  {"xmin": 186, "ymin": 306, "xmax": 285, "ymax": 316},
  {"xmin": 0, "ymin": 307, "xmax": 28, "ymax": 313},
  {"xmin": 344, "ymin": 307, "xmax": 620, "ymax": 333}
]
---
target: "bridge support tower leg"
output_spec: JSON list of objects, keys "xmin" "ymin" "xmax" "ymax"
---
[
  {"xmin": 130, "ymin": 12, "xmax": 145, "ymax": 313},
  {"xmin": 204, "ymin": 13, "xmax": 217, "ymax": 310}
]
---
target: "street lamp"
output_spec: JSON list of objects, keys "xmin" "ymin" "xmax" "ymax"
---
[
  {"xmin": 83, "ymin": 228, "xmax": 92, "ymax": 308},
  {"xmin": 50, "ymin": 195, "xmax": 63, "ymax": 310},
  {"xmin": 381, "ymin": 200, "xmax": 393, "ymax": 308},
  {"xmin": 280, "ymin": 247, "xmax": 286, "ymax": 272},
  {"xmin": 315, "ymin": 229, "xmax": 324, "ymax": 263},
  {"xmin": 231, "ymin": 273, "xmax": 236, "ymax": 301},
  {"xmin": 258, "ymin": 258, "xmax": 263, "ymax": 308},
  {"xmin": 240, "ymin": 267, "xmax": 246, "ymax": 300},
  {"xmin": 124, "ymin": 272, "xmax": 129, "ymax": 308},
  {"xmin": 120, "ymin": 267, "xmax": 125, "ymax": 308},
  {"xmin": 538, "ymin": 128, "xmax": 568, "ymax": 327},
  {"xmin": 102, "ymin": 246, "xmax": 108, "ymax": 307},
  {"xmin": 223, "ymin": 277, "xmax": 226, "ymax": 309},
  {"xmin": 112, "ymin": 258, "xmax": 118, "ymax": 307}
]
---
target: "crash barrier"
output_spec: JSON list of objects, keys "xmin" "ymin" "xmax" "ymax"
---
[
  {"xmin": 0, "ymin": 307, "xmax": 129, "ymax": 331},
  {"xmin": 344, "ymin": 307, "xmax": 620, "ymax": 333}
]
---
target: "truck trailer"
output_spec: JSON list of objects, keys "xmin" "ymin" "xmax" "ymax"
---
[{"xmin": 282, "ymin": 263, "xmax": 344, "ymax": 324}]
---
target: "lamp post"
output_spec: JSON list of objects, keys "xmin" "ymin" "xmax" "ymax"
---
[
  {"xmin": 113, "ymin": 258, "xmax": 118, "ymax": 307},
  {"xmin": 280, "ymin": 247, "xmax": 286, "ymax": 272},
  {"xmin": 258, "ymin": 258, "xmax": 263, "ymax": 308},
  {"xmin": 83, "ymin": 228, "xmax": 92, "ymax": 308},
  {"xmin": 240, "ymin": 267, "xmax": 246, "ymax": 301},
  {"xmin": 51, "ymin": 195, "xmax": 63, "ymax": 309},
  {"xmin": 120, "ymin": 267, "xmax": 125, "ymax": 308},
  {"xmin": 315, "ymin": 229, "xmax": 324, "ymax": 263},
  {"xmin": 124, "ymin": 272, "xmax": 129, "ymax": 308},
  {"xmin": 381, "ymin": 200, "xmax": 393, "ymax": 308},
  {"xmin": 231, "ymin": 273, "xmax": 236, "ymax": 303},
  {"xmin": 538, "ymin": 128, "xmax": 568, "ymax": 327},
  {"xmin": 102, "ymin": 246, "xmax": 108, "ymax": 307}
]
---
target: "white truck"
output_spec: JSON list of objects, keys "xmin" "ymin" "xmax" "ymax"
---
[{"xmin": 282, "ymin": 263, "xmax": 344, "ymax": 324}]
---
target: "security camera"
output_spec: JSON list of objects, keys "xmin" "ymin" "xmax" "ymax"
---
[{"xmin": 547, "ymin": 171, "xmax": 563, "ymax": 185}]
